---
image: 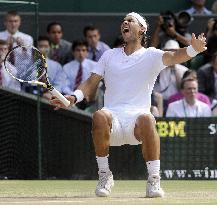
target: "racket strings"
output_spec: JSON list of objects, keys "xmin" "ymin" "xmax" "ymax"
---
[{"xmin": 5, "ymin": 46, "xmax": 46, "ymax": 82}]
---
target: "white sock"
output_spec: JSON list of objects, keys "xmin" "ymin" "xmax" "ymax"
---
[
  {"xmin": 96, "ymin": 155, "xmax": 110, "ymax": 173},
  {"xmin": 146, "ymin": 160, "xmax": 160, "ymax": 177}
]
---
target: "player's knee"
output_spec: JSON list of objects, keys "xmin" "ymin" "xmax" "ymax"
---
[
  {"xmin": 137, "ymin": 114, "xmax": 155, "ymax": 128},
  {"xmin": 92, "ymin": 110, "xmax": 110, "ymax": 130}
]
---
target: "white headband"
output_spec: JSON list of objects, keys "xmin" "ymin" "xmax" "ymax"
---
[{"xmin": 126, "ymin": 12, "xmax": 147, "ymax": 31}]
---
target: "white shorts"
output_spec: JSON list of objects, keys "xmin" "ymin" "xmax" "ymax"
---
[{"xmin": 102, "ymin": 107, "xmax": 151, "ymax": 146}]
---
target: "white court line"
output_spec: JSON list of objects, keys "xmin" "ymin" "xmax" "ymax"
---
[{"xmin": 0, "ymin": 201, "xmax": 84, "ymax": 204}]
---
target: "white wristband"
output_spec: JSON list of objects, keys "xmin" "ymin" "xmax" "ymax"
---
[
  {"xmin": 73, "ymin": 89, "xmax": 84, "ymax": 103},
  {"xmin": 186, "ymin": 45, "xmax": 199, "ymax": 58}
]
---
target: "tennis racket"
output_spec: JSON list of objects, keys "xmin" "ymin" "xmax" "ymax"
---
[{"xmin": 4, "ymin": 45, "xmax": 70, "ymax": 107}]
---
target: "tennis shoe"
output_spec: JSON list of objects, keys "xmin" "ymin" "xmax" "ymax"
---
[
  {"xmin": 95, "ymin": 170, "xmax": 114, "ymax": 197},
  {"xmin": 146, "ymin": 174, "xmax": 164, "ymax": 198}
]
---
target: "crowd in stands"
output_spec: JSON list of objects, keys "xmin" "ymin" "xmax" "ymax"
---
[{"xmin": 0, "ymin": 0, "xmax": 217, "ymax": 117}]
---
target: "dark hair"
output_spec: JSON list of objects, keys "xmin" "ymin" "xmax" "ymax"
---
[
  {"xmin": 180, "ymin": 77, "xmax": 197, "ymax": 89},
  {"xmin": 83, "ymin": 25, "xmax": 99, "ymax": 37},
  {"xmin": 182, "ymin": 70, "xmax": 197, "ymax": 80},
  {"xmin": 72, "ymin": 39, "xmax": 88, "ymax": 51},
  {"xmin": 0, "ymin": 39, "xmax": 9, "ymax": 46},
  {"xmin": 38, "ymin": 36, "xmax": 50, "ymax": 44},
  {"xmin": 5, "ymin": 10, "xmax": 20, "ymax": 20},
  {"xmin": 47, "ymin": 22, "xmax": 63, "ymax": 33}
]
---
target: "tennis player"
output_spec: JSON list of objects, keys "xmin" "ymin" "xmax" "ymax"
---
[{"xmin": 50, "ymin": 12, "xmax": 207, "ymax": 198}]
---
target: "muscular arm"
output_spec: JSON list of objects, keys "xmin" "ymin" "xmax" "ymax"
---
[{"xmin": 77, "ymin": 73, "xmax": 102, "ymax": 102}]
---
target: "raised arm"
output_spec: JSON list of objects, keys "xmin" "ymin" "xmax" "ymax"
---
[
  {"xmin": 163, "ymin": 33, "xmax": 207, "ymax": 66},
  {"xmin": 50, "ymin": 73, "xmax": 102, "ymax": 109}
]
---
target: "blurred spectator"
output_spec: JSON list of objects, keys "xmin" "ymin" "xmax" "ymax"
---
[
  {"xmin": 206, "ymin": 18, "xmax": 217, "ymax": 39},
  {"xmin": 62, "ymin": 39, "xmax": 97, "ymax": 110},
  {"xmin": 47, "ymin": 22, "xmax": 72, "ymax": 65},
  {"xmin": 0, "ymin": 10, "xmax": 33, "ymax": 48},
  {"xmin": 166, "ymin": 78, "xmax": 211, "ymax": 117},
  {"xmin": 150, "ymin": 11, "xmax": 191, "ymax": 49},
  {"xmin": 83, "ymin": 25, "xmax": 110, "ymax": 62},
  {"xmin": 197, "ymin": 52, "xmax": 217, "ymax": 104},
  {"xmin": 168, "ymin": 70, "xmax": 211, "ymax": 106},
  {"xmin": 151, "ymin": 91, "xmax": 163, "ymax": 117},
  {"xmin": 154, "ymin": 40, "xmax": 188, "ymax": 109},
  {"xmin": 185, "ymin": 0, "xmax": 212, "ymax": 15},
  {"xmin": 0, "ymin": 40, "xmax": 20, "ymax": 91},
  {"xmin": 37, "ymin": 36, "xmax": 65, "ymax": 99},
  {"xmin": 212, "ymin": 0, "xmax": 217, "ymax": 13}
]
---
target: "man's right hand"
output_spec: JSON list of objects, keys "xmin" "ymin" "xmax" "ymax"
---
[{"xmin": 49, "ymin": 95, "xmax": 76, "ymax": 110}]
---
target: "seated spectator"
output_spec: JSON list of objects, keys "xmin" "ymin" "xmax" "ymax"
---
[
  {"xmin": 166, "ymin": 78, "xmax": 211, "ymax": 117},
  {"xmin": 0, "ymin": 10, "xmax": 33, "ymax": 48},
  {"xmin": 0, "ymin": 40, "xmax": 20, "ymax": 91},
  {"xmin": 154, "ymin": 40, "xmax": 188, "ymax": 109},
  {"xmin": 83, "ymin": 25, "xmax": 110, "ymax": 62},
  {"xmin": 197, "ymin": 52, "xmax": 217, "ymax": 104},
  {"xmin": 37, "ymin": 36, "xmax": 65, "ymax": 99},
  {"xmin": 168, "ymin": 70, "xmax": 211, "ymax": 106},
  {"xmin": 150, "ymin": 11, "xmax": 191, "ymax": 49},
  {"xmin": 62, "ymin": 40, "xmax": 97, "ymax": 110},
  {"xmin": 47, "ymin": 22, "xmax": 72, "ymax": 65},
  {"xmin": 185, "ymin": 0, "xmax": 212, "ymax": 15}
]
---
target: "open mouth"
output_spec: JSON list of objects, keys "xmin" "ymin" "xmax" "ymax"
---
[{"xmin": 122, "ymin": 28, "xmax": 130, "ymax": 33}]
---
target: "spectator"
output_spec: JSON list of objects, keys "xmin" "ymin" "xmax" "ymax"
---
[
  {"xmin": 168, "ymin": 70, "xmax": 211, "ymax": 106},
  {"xmin": 154, "ymin": 40, "xmax": 188, "ymax": 108},
  {"xmin": 62, "ymin": 40, "xmax": 97, "ymax": 110},
  {"xmin": 206, "ymin": 18, "xmax": 217, "ymax": 39},
  {"xmin": 83, "ymin": 25, "xmax": 110, "ymax": 62},
  {"xmin": 0, "ymin": 40, "xmax": 20, "ymax": 91},
  {"xmin": 37, "ymin": 36, "xmax": 65, "ymax": 99},
  {"xmin": 47, "ymin": 22, "xmax": 72, "ymax": 65},
  {"xmin": 197, "ymin": 52, "xmax": 217, "ymax": 104},
  {"xmin": 166, "ymin": 78, "xmax": 211, "ymax": 117},
  {"xmin": 0, "ymin": 10, "xmax": 33, "ymax": 48},
  {"xmin": 150, "ymin": 11, "xmax": 191, "ymax": 49},
  {"xmin": 212, "ymin": 0, "xmax": 217, "ymax": 13},
  {"xmin": 185, "ymin": 0, "xmax": 212, "ymax": 15}
]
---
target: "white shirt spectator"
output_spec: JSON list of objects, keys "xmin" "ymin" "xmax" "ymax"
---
[
  {"xmin": 186, "ymin": 7, "xmax": 212, "ymax": 15},
  {"xmin": 62, "ymin": 58, "xmax": 96, "ymax": 95},
  {"xmin": 0, "ymin": 30, "xmax": 33, "ymax": 47},
  {"xmin": 154, "ymin": 64, "xmax": 188, "ymax": 100},
  {"xmin": 166, "ymin": 99, "xmax": 211, "ymax": 117},
  {"xmin": 1, "ymin": 62, "xmax": 21, "ymax": 91}
]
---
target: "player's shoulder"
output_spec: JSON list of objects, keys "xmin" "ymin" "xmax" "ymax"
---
[{"xmin": 146, "ymin": 46, "xmax": 163, "ymax": 53}]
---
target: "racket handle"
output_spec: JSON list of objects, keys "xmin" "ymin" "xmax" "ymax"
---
[{"xmin": 50, "ymin": 88, "xmax": 70, "ymax": 107}]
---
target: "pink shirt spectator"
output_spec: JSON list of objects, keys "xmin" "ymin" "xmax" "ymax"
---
[{"xmin": 168, "ymin": 92, "xmax": 211, "ymax": 107}]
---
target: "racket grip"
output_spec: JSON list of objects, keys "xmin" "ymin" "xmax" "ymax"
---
[{"xmin": 50, "ymin": 88, "xmax": 70, "ymax": 107}]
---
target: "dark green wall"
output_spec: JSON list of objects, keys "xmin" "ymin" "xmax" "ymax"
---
[{"xmin": 36, "ymin": 0, "xmax": 214, "ymax": 13}]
